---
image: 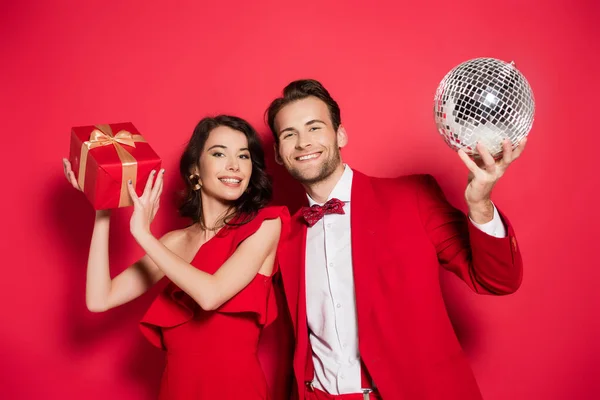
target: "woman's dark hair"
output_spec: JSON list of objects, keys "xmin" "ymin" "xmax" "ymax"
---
[
  {"xmin": 178, "ymin": 115, "xmax": 272, "ymax": 227},
  {"xmin": 265, "ymin": 79, "xmax": 341, "ymax": 143}
]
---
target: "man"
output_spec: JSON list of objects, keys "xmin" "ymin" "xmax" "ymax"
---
[{"xmin": 266, "ymin": 79, "xmax": 525, "ymax": 400}]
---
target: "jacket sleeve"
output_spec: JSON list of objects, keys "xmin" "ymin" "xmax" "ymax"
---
[{"xmin": 416, "ymin": 174, "xmax": 523, "ymax": 294}]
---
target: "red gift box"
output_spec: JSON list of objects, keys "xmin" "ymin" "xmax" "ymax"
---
[{"xmin": 69, "ymin": 123, "xmax": 162, "ymax": 210}]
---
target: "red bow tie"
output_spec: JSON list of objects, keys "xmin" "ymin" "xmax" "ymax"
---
[{"xmin": 301, "ymin": 198, "xmax": 345, "ymax": 227}]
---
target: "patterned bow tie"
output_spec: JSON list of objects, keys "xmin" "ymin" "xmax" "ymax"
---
[{"xmin": 301, "ymin": 198, "xmax": 345, "ymax": 227}]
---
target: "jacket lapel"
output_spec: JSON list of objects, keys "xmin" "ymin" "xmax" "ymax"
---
[
  {"xmin": 350, "ymin": 171, "xmax": 387, "ymax": 356},
  {"xmin": 279, "ymin": 211, "xmax": 307, "ymax": 339},
  {"xmin": 280, "ymin": 209, "xmax": 309, "ymax": 397}
]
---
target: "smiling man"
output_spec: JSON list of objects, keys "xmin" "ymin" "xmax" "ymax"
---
[{"xmin": 266, "ymin": 79, "xmax": 525, "ymax": 400}]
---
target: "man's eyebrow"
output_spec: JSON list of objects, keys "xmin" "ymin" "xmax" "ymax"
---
[
  {"xmin": 278, "ymin": 126, "xmax": 297, "ymax": 136},
  {"xmin": 305, "ymin": 119, "xmax": 326, "ymax": 126}
]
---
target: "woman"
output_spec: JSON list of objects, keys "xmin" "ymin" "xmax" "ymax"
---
[{"xmin": 62, "ymin": 115, "xmax": 289, "ymax": 399}]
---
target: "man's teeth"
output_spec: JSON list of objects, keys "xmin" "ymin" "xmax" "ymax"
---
[
  {"xmin": 220, "ymin": 178, "xmax": 241, "ymax": 183},
  {"xmin": 298, "ymin": 153, "xmax": 319, "ymax": 161}
]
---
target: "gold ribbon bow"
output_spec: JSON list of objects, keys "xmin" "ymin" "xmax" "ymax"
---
[{"xmin": 78, "ymin": 124, "xmax": 147, "ymax": 207}]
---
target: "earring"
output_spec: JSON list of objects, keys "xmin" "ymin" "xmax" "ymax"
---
[{"xmin": 189, "ymin": 174, "xmax": 202, "ymax": 191}]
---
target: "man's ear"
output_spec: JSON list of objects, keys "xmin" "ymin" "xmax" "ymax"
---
[
  {"xmin": 273, "ymin": 142, "xmax": 283, "ymax": 165},
  {"xmin": 337, "ymin": 125, "xmax": 348, "ymax": 148}
]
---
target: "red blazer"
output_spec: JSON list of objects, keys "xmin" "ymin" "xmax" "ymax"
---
[{"xmin": 278, "ymin": 170, "xmax": 523, "ymax": 400}]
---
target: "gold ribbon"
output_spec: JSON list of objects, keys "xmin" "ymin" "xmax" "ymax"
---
[{"xmin": 78, "ymin": 124, "xmax": 147, "ymax": 207}]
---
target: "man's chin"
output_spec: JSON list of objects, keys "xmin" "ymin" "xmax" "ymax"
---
[
  {"xmin": 291, "ymin": 169, "xmax": 329, "ymax": 185},
  {"xmin": 287, "ymin": 156, "xmax": 341, "ymax": 185}
]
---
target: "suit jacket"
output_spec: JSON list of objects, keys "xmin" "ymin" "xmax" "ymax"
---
[{"xmin": 278, "ymin": 170, "xmax": 523, "ymax": 400}]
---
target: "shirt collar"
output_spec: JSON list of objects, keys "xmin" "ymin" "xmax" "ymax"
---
[{"xmin": 307, "ymin": 164, "xmax": 353, "ymax": 206}]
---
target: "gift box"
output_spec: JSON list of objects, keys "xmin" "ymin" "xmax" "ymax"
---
[{"xmin": 69, "ymin": 123, "xmax": 162, "ymax": 210}]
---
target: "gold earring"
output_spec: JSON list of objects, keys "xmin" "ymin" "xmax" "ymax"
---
[{"xmin": 189, "ymin": 174, "xmax": 202, "ymax": 191}]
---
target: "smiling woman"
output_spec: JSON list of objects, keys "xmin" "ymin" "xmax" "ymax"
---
[
  {"xmin": 61, "ymin": 115, "xmax": 290, "ymax": 399},
  {"xmin": 179, "ymin": 116, "xmax": 273, "ymax": 230}
]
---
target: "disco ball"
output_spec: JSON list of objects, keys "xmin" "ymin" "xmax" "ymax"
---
[{"xmin": 433, "ymin": 58, "xmax": 535, "ymax": 158}]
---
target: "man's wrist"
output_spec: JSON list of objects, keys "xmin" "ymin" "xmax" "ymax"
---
[{"xmin": 467, "ymin": 199, "xmax": 494, "ymax": 224}]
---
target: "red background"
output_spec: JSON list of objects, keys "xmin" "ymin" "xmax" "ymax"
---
[{"xmin": 1, "ymin": 1, "xmax": 599, "ymax": 399}]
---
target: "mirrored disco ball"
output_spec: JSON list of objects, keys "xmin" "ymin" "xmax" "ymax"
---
[{"xmin": 433, "ymin": 58, "xmax": 535, "ymax": 158}]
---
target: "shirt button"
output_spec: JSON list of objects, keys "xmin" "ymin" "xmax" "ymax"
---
[
  {"xmin": 340, "ymin": 374, "xmax": 345, "ymax": 379},
  {"xmin": 329, "ymin": 262, "xmax": 334, "ymax": 267},
  {"xmin": 327, "ymin": 223, "xmax": 332, "ymax": 228},
  {"xmin": 336, "ymin": 303, "xmax": 341, "ymax": 308}
]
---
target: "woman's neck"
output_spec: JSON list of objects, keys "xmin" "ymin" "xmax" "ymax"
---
[{"xmin": 199, "ymin": 193, "xmax": 233, "ymax": 230}]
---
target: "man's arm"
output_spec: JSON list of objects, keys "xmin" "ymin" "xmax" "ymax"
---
[{"xmin": 417, "ymin": 174, "xmax": 522, "ymax": 294}]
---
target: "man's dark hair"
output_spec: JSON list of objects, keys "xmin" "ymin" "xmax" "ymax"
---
[{"xmin": 266, "ymin": 79, "xmax": 341, "ymax": 142}]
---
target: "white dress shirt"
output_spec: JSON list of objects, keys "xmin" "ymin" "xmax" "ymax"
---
[{"xmin": 305, "ymin": 165, "xmax": 505, "ymax": 394}]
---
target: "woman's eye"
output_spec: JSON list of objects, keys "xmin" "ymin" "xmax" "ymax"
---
[
  {"xmin": 212, "ymin": 152, "xmax": 224, "ymax": 157},
  {"xmin": 239, "ymin": 154, "xmax": 250, "ymax": 159}
]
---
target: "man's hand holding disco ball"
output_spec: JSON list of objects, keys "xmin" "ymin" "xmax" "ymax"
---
[
  {"xmin": 458, "ymin": 137, "xmax": 527, "ymax": 223},
  {"xmin": 434, "ymin": 58, "xmax": 535, "ymax": 223}
]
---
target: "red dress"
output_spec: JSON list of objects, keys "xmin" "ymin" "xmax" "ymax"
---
[{"xmin": 140, "ymin": 206, "xmax": 289, "ymax": 399}]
